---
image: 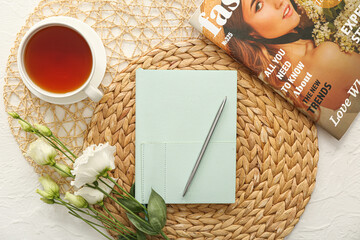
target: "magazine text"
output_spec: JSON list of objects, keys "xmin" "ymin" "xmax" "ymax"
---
[
  {"xmin": 341, "ymin": 3, "xmax": 360, "ymax": 43},
  {"xmin": 306, "ymin": 82, "xmax": 332, "ymax": 114},
  {"xmin": 330, "ymin": 79, "xmax": 360, "ymax": 127},
  {"xmin": 198, "ymin": 0, "xmax": 240, "ymax": 37}
]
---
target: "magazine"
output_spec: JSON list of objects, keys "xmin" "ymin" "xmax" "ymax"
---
[{"xmin": 189, "ymin": 0, "xmax": 360, "ymax": 139}]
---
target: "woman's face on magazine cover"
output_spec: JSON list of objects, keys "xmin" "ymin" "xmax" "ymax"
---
[{"xmin": 242, "ymin": 0, "xmax": 300, "ymax": 39}]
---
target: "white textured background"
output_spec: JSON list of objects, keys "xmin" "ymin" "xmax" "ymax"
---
[{"xmin": 1, "ymin": 1, "xmax": 360, "ymax": 239}]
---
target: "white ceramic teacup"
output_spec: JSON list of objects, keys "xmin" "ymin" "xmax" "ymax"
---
[{"xmin": 17, "ymin": 16, "xmax": 106, "ymax": 104}]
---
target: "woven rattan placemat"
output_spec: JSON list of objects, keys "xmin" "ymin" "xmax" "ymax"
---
[
  {"xmin": 3, "ymin": 0, "xmax": 199, "ymax": 191},
  {"xmin": 84, "ymin": 39, "xmax": 319, "ymax": 240}
]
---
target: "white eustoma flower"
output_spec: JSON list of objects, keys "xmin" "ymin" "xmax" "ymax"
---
[
  {"xmin": 27, "ymin": 138, "xmax": 57, "ymax": 166},
  {"xmin": 75, "ymin": 177, "xmax": 115, "ymax": 205},
  {"xmin": 71, "ymin": 143, "xmax": 116, "ymax": 188}
]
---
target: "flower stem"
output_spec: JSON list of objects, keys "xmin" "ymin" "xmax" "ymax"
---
[
  {"xmin": 34, "ymin": 131, "xmax": 74, "ymax": 162},
  {"xmin": 67, "ymin": 211, "xmax": 104, "ymax": 228},
  {"xmin": 102, "ymin": 206, "xmax": 137, "ymax": 240},
  {"xmin": 18, "ymin": 118, "xmax": 75, "ymax": 162},
  {"xmin": 99, "ymin": 178, "xmax": 131, "ymax": 199},
  {"xmin": 55, "ymin": 200, "xmax": 114, "ymax": 240},
  {"xmin": 111, "ymin": 190, "xmax": 127, "ymax": 198},
  {"xmin": 51, "ymin": 134, "xmax": 78, "ymax": 159},
  {"xmin": 68, "ymin": 211, "xmax": 134, "ymax": 239},
  {"xmin": 58, "ymin": 200, "xmax": 123, "ymax": 232},
  {"xmin": 105, "ymin": 176, "xmax": 147, "ymax": 212},
  {"xmin": 87, "ymin": 184, "xmax": 150, "ymax": 227},
  {"xmin": 65, "ymin": 208, "xmax": 106, "ymax": 228},
  {"xmin": 57, "ymin": 199, "xmax": 136, "ymax": 239},
  {"xmin": 89, "ymin": 206, "xmax": 135, "ymax": 237},
  {"xmin": 98, "ymin": 178, "xmax": 148, "ymax": 220},
  {"xmin": 68, "ymin": 209, "xmax": 113, "ymax": 240},
  {"xmin": 105, "ymin": 176, "xmax": 132, "ymax": 198},
  {"xmin": 41, "ymin": 134, "xmax": 74, "ymax": 162},
  {"xmin": 160, "ymin": 230, "xmax": 170, "ymax": 240}
]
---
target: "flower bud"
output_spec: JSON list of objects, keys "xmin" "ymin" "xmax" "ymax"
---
[
  {"xmin": 40, "ymin": 197, "xmax": 55, "ymax": 204},
  {"xmin": 27, "ymin": 138, "xmax": 57, "ymax": 166},
  {"xmin": 19, "ymin": 120, "xmax": 32, "ymax": 132},
  {"xmin": 8, "ymin": 112, "xmax": 20, "ymax": 119},
  {"xmin": 34, "ymin": 123, "xmax": 52, "ymax": 137},
  {"xmin": 65, "ymin": 192, "xmax": 88, "ymax": 208},
  {"xmin": 36, "ymin": 175, "xmax": 60, "ymax": 200},
  {"xmin": 54, "ymin": 163, "xmax": 72, "ymax": 177},
  {"xmin": 36, "ymin": 189, "xmax": 53, "ymax": 199}
]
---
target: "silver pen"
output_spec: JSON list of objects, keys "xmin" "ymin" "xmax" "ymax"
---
[{"xmin": 182, "ymin": 96, "xmax": 227, "ymax": 197}]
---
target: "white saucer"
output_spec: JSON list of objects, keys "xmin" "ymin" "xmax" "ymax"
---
[{"xmin": 19, "ymin": 17, "xmax": 106, "ymax": 105}]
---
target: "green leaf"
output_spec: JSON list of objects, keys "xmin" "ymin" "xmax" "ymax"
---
[
  {"xmin": 130, "ymin": 183, "xmax": 136, "ymax": 197},
  {"xmin": 147, "ymin": 189, "xmax": 167, "ymax": 232},
  {"xmin": 136, "ymin": 230, "xmax": 147, "ymax": 240},
  {"xmin": 323, "ymin": 8, "xmax": 334, "ymax": 22},
  {"xmin": 332, "ymin": 0, "xmax": 345, "ymax": 11},
  {"xmin": 117, "ymin": 197, "xmax": 144, "ymax": 213},
  {"xmin": 126, "ymin": 213, "xmax": 158, "ymax": 236},
  {"xmin": 328, "ymin": 22, "xmax": 336, "ymax": 32},
  {"xmin": 339, "ymin": 0, "xmax": 345, "ymax": 9}
]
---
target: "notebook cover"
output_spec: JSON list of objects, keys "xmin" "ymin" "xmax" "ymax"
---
[{"xmin": 135, "ymin": 69, "xmax": 237, "ymax": 204}]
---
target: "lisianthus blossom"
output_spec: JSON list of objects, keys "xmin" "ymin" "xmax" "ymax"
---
[
  {"xmin": 75, "ymin": 177, "xmax": 115, "ymax": 205},
  {"xmin": 71, "ymin": 143, "xmax": 116, "ymax": 188},
  {"xmin": 27, "ymin": 138, "xmax": 57, "ymax": 166}
]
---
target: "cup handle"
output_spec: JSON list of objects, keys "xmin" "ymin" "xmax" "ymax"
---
[{"xmin": 84, "ymin": 85, "xmax": 103, "ymax": 102}]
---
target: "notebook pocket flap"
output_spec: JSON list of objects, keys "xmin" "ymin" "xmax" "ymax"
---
[{"xmin": 136, "ymin": 142, "xmax": 236, "ymax": 204}]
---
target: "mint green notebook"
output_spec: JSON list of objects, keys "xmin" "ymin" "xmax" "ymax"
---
[{"xmin": 135, "ymin": 69, "xmax": 237, "ymax": 204}]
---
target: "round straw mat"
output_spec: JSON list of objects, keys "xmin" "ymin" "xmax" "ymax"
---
[
  {"xmin": 3, "ymin": 0, "xmax": 200, "ymax": 192},
  {"xmin": 84, "ymin": 39, "xmax": 319, "ymax": 240}
]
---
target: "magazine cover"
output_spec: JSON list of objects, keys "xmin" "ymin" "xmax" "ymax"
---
[{"xmin": 189, "ymin": 0, "xmax": 360, "ymax": 139}]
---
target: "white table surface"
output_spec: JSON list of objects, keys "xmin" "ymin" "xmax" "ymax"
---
[{"xmin": 1, "ymin": 1, "xmax": 360, "ymax": 240}]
